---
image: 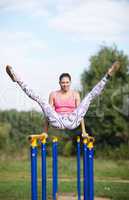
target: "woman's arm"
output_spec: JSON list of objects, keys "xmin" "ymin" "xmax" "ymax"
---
[
  {"xmin": 75, "ymin": 92, "xmax": 88, "ymax": 137},
  {"xmin": 44, "ymin": 118, "xmax": 49, "ymax": 133},
  {"xmin": 49, "ymin": 92, "xmax": 55, "ymax": 108},
  {"xmin": 43, "ymin": 92, "xmax": 55, "ymax": 132}
]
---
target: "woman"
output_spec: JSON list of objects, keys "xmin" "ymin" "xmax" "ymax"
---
[
  {"xmin": 6, "ymin": 62, "xmax": 120, "ymax": 132},
  {"xmin": 44, "ymin": 72, "xmax": 84, "ymax": 134}
]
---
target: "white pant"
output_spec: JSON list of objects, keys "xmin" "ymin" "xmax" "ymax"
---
[{"xmin": 17, "ymin": 76, "xmax": 108, "ymax": 130}]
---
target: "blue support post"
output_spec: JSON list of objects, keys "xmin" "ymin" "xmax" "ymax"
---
[
  {"xmin": 41, "ymin": 137, "xmax": 47, "ymax": 200},
  {"xmin": 30, "ymin": 138, "xmax": 38, "ymax": 200},
  {"xmin": 52, "ymin": 137, "xmax": 58, "ymax": 200},
  {"xmin": 83, "ymin": 138, "xmax": 89, "ymax": 200},
  {"xmin": 88, "ymin": 141, "xmax": 94, "ymax": 200},
  {"xmin": 77, "ymin": 136, "xmax": 81, "ymax": 200}
]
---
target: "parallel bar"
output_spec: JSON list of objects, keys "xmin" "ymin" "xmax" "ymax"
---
[
  {"xmin": 41, "ymin": 142, "xmax": 47, "ymax": 200},
  {"xmin": 52, "ymin": 137, "xmax": 58, "ymax": 200},
  {"xmin": 83, "ymin": 138, "xmax": 89, "ymax": 200},
  {"xmin": 29, "ymin": 133, "xmax": 94, "ymax": 200},
  {"xmin": 31, "ymin": 146, "xmax": 38, "ymax": 200},
  {"xmin": 77, "ymin": 136, "xmax": 81, "ymax": 200},
  {"xmin": 29, "ymin": 133, "xmax": 48, "ymax": 200},
  {"xmin": 88, "ymin": 147, "xmax": 94, "ymax": 200}
]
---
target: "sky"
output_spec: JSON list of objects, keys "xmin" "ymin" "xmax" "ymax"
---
[{"xmin": 0, "ymin": 0, "xmax": 129, "ymax": 111}]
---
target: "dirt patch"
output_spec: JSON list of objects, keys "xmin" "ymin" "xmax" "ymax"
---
[
  {"xmin": 95, "ymin": 198, "xmax": 110, "ymax": 200},
  {"xmin": 56, "ymin": 194, "xmax": 110, "ymax": 200}
]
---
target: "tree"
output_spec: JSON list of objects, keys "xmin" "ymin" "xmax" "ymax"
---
[
  {"xmin": 81, "ymin": 45, "xmax": 129, "ymax": 147},
  {"xmin": 0, "ymin": 122, "xmax": 11, "ymax": 149},
  {"xmin": 0, "ymin": 109, "xmax": 44, "ymax": 148}
]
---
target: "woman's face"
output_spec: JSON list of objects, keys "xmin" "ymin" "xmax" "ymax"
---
[{"xmin": 59, "ymin": 76, "xmax": 71, "ymax": 92}]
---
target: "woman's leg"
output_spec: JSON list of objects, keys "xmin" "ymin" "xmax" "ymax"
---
[
  {"xmin": 6, "ymin": 66, "xmax": 65, "ymax": 129},
  {"xmin": 63, "ymin": 75, "xmax": 109, "ymax": 129},
  {"xmin": 17, "ymin": 80, "xmax": 66, "ymax": 128},
  {"xmin": 62, "ymin": 62, "xmax": 120, "ymax": 130}
]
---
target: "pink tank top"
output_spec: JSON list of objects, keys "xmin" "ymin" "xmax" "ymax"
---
[{"xmin": 53, "ymin": 91, "xmax": 76, "ymax": 114}]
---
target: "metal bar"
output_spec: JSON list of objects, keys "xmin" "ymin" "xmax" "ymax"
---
[
  {"xmin": 52, "ymin": 137, "xmax": 58, "ymax": 200},
  {"xmin": 83, "ymin": 138, "xmax": 89, "ymax": 200},
  {"xmin": 77, "ymin": 136, "xmax": 81, "ymax": 200},
  {"xmin": 31, "ymin": 145, "xmax": 38, "ymax": 200}
]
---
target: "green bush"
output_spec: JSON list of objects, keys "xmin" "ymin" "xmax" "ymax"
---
[
  {"xmin": 95, "ymin": 144, "xmax": 129, "ymax": 160},
  {"xmin": 0, "ymin": 122, "xmax": 11, "ymax": 149},
  {"xmin": 63, "ymin": 141, "xmax": 73, "ymax": 157}
]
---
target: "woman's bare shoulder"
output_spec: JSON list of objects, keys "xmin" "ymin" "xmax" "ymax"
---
[
  {"xmin": 71, "ymin": 90, "xmax": 80, "ymax": 101},
  {"xmin": 72, "ymin": 90, "xmax": 80, "ymax": 97}
]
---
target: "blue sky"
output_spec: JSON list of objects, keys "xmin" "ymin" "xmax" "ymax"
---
[{"xmin": 0, "ymin": 0, "xmax": 129, "ymax": 111}]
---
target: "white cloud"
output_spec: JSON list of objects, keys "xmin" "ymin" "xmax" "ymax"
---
[
  {"xmin": 55, "ymin": 0, "xmax": 80, "ymax": 13},
  {"xmin": 0, "ymin": 53, "xmax": 86, "ymax": 111},
  {"xmin": 49, "ymin": 0, "xmax": 129, "ymax": 42},
  {"xmin": 0, "ymin": 0, "xmax": 80, "ymax": 13},
  {"xmin": 0, "ymin": 30, "xmax": 49, "ymax": 111},
  {"xmin": 0, "ymin": 31, "xmax": 47, "ymax": 66},
  {"xmin": 0, "ymin": 0, "xmax": 50, "ymax": 17},
  {"xmin": 0, "ymin": 28, "xmax": 87, "ymax": 111}
]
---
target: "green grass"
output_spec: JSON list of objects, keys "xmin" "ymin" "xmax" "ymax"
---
[
  {"xmin": 95, "ymin": 159, "xmax": 129, "ymax": 179},
  {"xmin": 0, "ymin": 155, "xmax": 129, "ymax": 200},
  {"xmin": 95, "ymin": 181, "xmax": 129, "ymax": 200}
]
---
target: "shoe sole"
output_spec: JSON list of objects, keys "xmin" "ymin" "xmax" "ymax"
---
[{"xmin": 6, "ymin": 65, "xmax": 16, "ymax": 82}]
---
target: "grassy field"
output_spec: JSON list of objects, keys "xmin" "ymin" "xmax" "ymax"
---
[{"xmin": 0, "ymin": 153, "xmax": 129, "ymax": 200}]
